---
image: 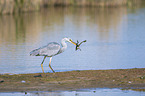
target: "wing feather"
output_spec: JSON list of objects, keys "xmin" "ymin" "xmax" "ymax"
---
[{"xmin": 30, "ymin": 42, "xmax": 60, "ymax": 57}]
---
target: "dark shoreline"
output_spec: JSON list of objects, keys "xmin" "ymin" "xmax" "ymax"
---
[{"xmin": 0, "ymin": 68, "xmax": 145, "ymax": 92}]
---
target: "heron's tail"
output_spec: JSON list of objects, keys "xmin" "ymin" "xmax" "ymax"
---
[{"xmin": 30, "ymin": 49, "xmax": 40, "ymax": 56}]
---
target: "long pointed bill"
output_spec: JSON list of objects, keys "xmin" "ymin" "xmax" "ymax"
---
[{"xmin": 70, "ymin": 40, "xmax": 76, "ymax": 45}]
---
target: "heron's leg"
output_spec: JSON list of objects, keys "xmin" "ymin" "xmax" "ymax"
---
[
  {"xmin": 41, "ymin": 56, "xmax": 46, "ymax": 73},
  {"xmin": 49, "ymin": 57, "xmax": 55, "ymax": 73}
]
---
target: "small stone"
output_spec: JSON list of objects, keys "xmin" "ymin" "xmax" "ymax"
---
[
  {"xmin": 140, "ymin": 76, "xmax": 145, "ymax": 79},
  {"xmin": 21, "ymin": 80, "xmax": 26, "ymax": 83},
  {"xmin": 25, "ymin": 92, "xmax": 27, "ymax": 94},
  {"xmin": 0, "ymin": 80, "xmax": 4, "ymax": 83},
  {"xmin": 34, "ymin": 74, "xmax": 42, "ymax": 77}
]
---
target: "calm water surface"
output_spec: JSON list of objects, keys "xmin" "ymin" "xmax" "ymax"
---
[
  {"xmin": 0, "ymin": 6, "xmax": 145, "ymax": 74},
  {"xmin": 0, "ymin": 89, "xmax": 145, "ymax": 96}
]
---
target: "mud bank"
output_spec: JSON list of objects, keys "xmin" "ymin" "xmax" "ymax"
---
[{"xmin": 0, "ymin": 68, "xmax": 145, "ymax": 92}]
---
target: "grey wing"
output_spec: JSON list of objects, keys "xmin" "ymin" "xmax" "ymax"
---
[{"xmin": 30, "ymin": 42, "xmax": 61, "ymax": 57}]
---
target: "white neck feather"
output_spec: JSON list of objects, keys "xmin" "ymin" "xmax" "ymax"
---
[{"xmin": 59, "ymin": 38, "xmax": 68, "ymax": 53}]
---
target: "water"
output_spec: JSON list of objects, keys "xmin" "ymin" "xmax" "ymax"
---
[
  {"xmin": 0, "ymin": 88, "xmax": 145, "ymax": 96},
  {"xmin": 0, "ymin": 6, "xmax": 145, "ymax": 74},
  {"xmin": 1, "ymin": 5, "xmax": 145, "ymax": 96}
]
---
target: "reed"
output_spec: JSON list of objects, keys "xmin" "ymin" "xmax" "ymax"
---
[
  {"xmin": 0, "ymin": 0, "xmax": 143, "ymax": 14},
  {"xmin": 41, "ymin": 0, "xmax": 142, "ymax": 7},
  {"xmin": 0, "ymin": 0, "xmax": 41, "ymax": 14}
]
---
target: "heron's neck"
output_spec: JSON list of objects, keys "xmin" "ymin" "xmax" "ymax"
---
[{"xmin": 59, "ymin": 39, "xmax": 67, "ymax": 53}]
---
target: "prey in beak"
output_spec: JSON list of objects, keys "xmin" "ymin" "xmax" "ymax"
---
[
  {"xmin": 69, "ymin": 39, "xmax": 86, "ymax": 51},
  {"xmin": 75, "ymin": 40, "xmax": 86, "ymax": 51}
]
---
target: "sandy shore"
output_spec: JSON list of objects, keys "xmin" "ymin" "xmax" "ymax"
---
[{"xmin": 0, "ymin": 68, "xmax": 145, "ymax": 92}]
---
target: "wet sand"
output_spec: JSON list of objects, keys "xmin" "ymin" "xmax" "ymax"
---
[{"xmin": 0, "ymin": 68, "xmax": 145, "ymax": 92}]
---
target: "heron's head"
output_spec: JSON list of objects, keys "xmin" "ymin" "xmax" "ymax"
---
[{"xmin": 64, "ymin": 37, "xmax": 76, "ymax": 45}]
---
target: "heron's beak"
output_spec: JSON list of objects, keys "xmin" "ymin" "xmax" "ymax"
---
[{"xmin": 70, "ymin": 40, "xmax": 76, "ymax": 45}]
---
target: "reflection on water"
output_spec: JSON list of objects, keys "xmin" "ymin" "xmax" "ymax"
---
[
  {"xmin": 0, "ymin": 89, "xmax": 145, "ymax": 96},
  {"xmin": 0, "ymin": 6, "xmax": 145, "ymax": 74},
  {"xmin": 0, "ymin": 7, "xmax": 127, "ymax": 44}
]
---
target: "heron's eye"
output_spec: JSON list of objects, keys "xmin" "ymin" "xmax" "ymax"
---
[{"xmin": 69, "ymin": 39, "xmax": 72, "ymax": 41}]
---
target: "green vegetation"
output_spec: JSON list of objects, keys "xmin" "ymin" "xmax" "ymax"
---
[
  {"xmin": 0, "ymin": 0, "xmax": 41, "ymax": 14},
  {"xmin": 0, "ymin": 0, "xmax": 143, "ymax": 14}
]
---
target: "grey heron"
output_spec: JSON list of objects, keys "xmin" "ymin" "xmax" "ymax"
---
[{"xmin": 30, "ymin": 37, "xmax": 76, "ymax": 73}]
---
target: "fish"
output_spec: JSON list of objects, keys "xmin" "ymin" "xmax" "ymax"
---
[{"xmin": 75, "ymin": 40, "xmax": 86, "ymax": 51}]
